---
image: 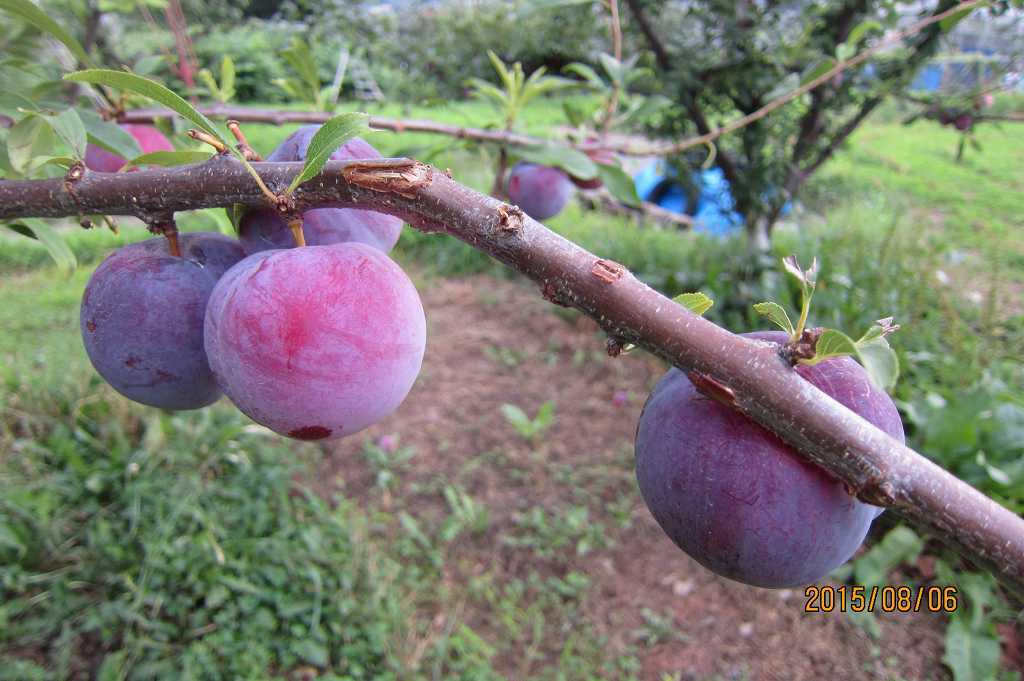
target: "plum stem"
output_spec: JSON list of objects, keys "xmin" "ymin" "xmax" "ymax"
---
[
  {"xmin": 165, "ymin": 230, "xmax": 181, "ymax": 257},
  {"xmin": 288, "ymin": 218, "xmax": 306, "ymax": 247}
]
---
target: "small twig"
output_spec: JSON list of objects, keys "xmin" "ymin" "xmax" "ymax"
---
[
  {"xmin": 226, "ymin": 120, "xmax": 261, "ymax": 161},
  {"xmin": 187, "ymin": 129, "xmax": 228, "ymax": 154}
]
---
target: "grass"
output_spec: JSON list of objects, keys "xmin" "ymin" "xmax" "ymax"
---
[{"xmin": 1, "ymin": 97, "xmax": 1023, "ymax": 679}]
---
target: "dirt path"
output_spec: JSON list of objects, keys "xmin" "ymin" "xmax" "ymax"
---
[{"xmin": 315, "ymin": 272, "xmax": 949, "ymax": 681}]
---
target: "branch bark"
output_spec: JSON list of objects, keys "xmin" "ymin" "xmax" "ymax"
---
[{"xmin": 0, "ymin": 157, "xmax": 1022, "ymax": 595}]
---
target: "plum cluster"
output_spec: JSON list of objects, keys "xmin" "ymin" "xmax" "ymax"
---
[
  {"xmin": 80, "ymin": 126, "xmax": 425, "ymax": 441},
  {"xmin": 634, "ymin": 331, "xmax": 903, "ymax": 588}
]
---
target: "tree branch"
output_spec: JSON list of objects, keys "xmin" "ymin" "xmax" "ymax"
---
[
  {"xmin": 115, "ymin": 0, "xmax": 983, "ymax": 163},
  {"xmin": 0, "ymin": 157, "xmax": 1022, "ymax": 594},
  {"xmin": 622, "ymin": 0, "xmax": 670, "ymax": 70}
]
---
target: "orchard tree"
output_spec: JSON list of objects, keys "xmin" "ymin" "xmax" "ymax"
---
[
  {"xmin": 0, "ymin": 0, "xmax": 1023, "ymax": 604},
  {"xmin": 620, "ymin": 0, "xmax": 1016, "ymax": 243}
]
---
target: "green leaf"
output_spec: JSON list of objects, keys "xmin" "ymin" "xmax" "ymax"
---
[
  {"xmin": 798, "ymin": 58, "xmax": 839, "ymax": 86},
  {"xmin": 287, "ymin": 112, "xmax": 369, "ymax": 194},
  {"xmin": 782, "ymin": 254, "xmax": 818, "ymax": 288},
  {"xmin": 835, "ymin": 42, "xmax": 856, "ymax": 62},
  {"xmin": 847, "ymin": 19, "xmax": 883, "ymax": 46},
  {"xmin": 563, "ymin": 62, "xmax": 607, "ymax": 90},
  {"xmin": 752, "ymin": 301, "xmax": 795, "ymax": 335},
  {"xmin": 293, "ymin": 640, "xmax": 329, "ymax": 668},
  {"xmin": 7, "ymin": 114, "xmax": 54, "ymax": 173},
  {"xmin": 598, "ymin": 53, "xmax": 624, "ymax": 86},
  {"xmin": 943, "ymin": 618, "xmax": 1001, "ymax": 681},
  {"xmin": 855, "ymin": 336, "xmax": 900, "ymax": 393},
  {"xmin": 79, "ymin": 109, "xmax": 143, "ymax": 160},
  {"xmin": 500, "ymin": 404, "xmax": 530, "ymax": 432},
  {"xmin": 64, "ymin": 70, "xmax": 225, "ymax": 143},
  {"xmin": 803, "ymin": 329, "xmax": 858, "ymax": 364},
  {"xmin": 4, "ymin": 219, "xmax": 76, "ymax": 272},
  {"xmin": 0, "ymin": 0, "xmax": 91, "ymax": 66},
  {"xmin": 597, "ymin": 163, "xmax": 641, "ymax": 206},
  {"xmin": 219, "ymin": 55, "xmax": 236, "ymax": 102},
  {"xmin": 42, "ymin": 108, "xmax": 86, "ymax": 159},
  {"xmin": 940, "ymin": 6, "xmax": 975, "ymax": 32},
  {"xmin": 124, "ymin": 150, "xmax": 212, "ymax": 168},
  {"xmin": 225, "ymin": 203, "xmax": 247, "ymax": 232},
  {"xmin": 516, "ymin": 143, "xmax": 597, "ymax": 180},
  {"xmin": 852, "ymin": 526, "xmax": 923, "ymax": 590},
  {"xmin": 281, "ymin": 37, "xmax": 320, "ymax": 104},
  {"xmin": 673, "ymin": 292, "xmax": 713, "ymax": 316}
]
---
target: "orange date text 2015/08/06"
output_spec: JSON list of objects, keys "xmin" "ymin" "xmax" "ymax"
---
[{"xmin": 803, "ymin": 585, "xmax": 959, "ymax": 614}]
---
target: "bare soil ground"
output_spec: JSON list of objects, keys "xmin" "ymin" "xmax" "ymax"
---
[{"xmin": 314, "ymin": 272, "xmax": 951, "ymax": 681}]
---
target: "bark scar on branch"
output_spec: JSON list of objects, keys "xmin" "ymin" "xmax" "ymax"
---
[
  {"xmin": 591, "ymin": 258, "xmax": 626, "ymax": 283},
  {"xmin": 496, "ymin": 204, "xmax": 524, "ymax": 233},
  {"xmin": 341, "ymin": 159, "xmax": 433, "ymax": 199}
]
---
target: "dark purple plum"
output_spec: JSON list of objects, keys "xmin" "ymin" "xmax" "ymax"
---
[
  {"xmin": 634, "ymin": 330, "xmax": 902, "ymax": 588},
  {"xmin": 84, "ymin": 124, "xmax": 174, "ymax": 173},
  {"xmin": 204, "ymin": 242, "xmax": 426, "ymax": 440},
  {"xmin": 239, "ymin": 126, "xmax": 402, "ymax": 254},
  {"xmin": 80, "ymin": 232, "xmax": 245, "ymax": 410},
  {"xmin": 506, "ymin": 163, "xmax": 573, "ymax": 220}
]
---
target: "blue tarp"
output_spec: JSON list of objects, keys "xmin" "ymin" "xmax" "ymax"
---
[{"xmin": 634, "ymin": 161, "xmax": 789, "ymax": 236}]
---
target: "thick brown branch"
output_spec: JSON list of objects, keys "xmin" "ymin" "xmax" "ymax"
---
[
  {"xmin": 1, "ymin": 157, "xmax": 1021, "ymax": 595},
  {"xmin": 622, "ymin": 0, "xmax": 671, "ymax": 70}
]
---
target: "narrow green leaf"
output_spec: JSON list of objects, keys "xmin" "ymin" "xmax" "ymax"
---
[
  {"xmin": 598, "ymin": 53, "xmax": 624, "ymax": 86},
  {"xmin": 597, "ymin": 163, "xmax": 641, "ymax": 206},
  {"xmin": 4, "ymin": 218, "xmax": 76, "ymax": 272},
  {"xmin": 847, "ymin": 19, "xmax": 883, "ymax": 46},
  {"xmin": 802, "ymin": 58, "xmax": 835, "ymax": 87},
  {"xmin": 43, "ymin": 108, "xmax": 87, "ymax": 159},
  {"xmin": 0, "ymin": 0, "xmax": 91, "ymax": 66},
  {"xmin": 752, "ymin": 301, "xmax": 795, "ymax": 335},
  {"xmin": 563, "ymin": 62, "xmax": 607, "ymax": 90},
  {"xmin": 287, "ymin": 112, "xmax": 369, "ymax": 194},
  {"xmin": 939, "ymin": 6, "xmax": 975, "ymax": 32},
  {"xmin": 64, "ymin": 70, "xmax": 225, "ymax": 142},
  {"xmin": 124, "ymin": 150, "xmax": 212, "ymax": 169},
  {"xmin": 79, "ymin": 109, "xmax": 143, "ymax": 160},
  {"xmin": 225, "ymin": 203, "xmax": 247, "ymax": 232},
  {"xmin": 220, "ymin": 55, "xmax": 235, "ymax": 101},
  {"xmin": 516, "ymin": 143, "xmax": 597, "ymax": 180},
  {"xmin": 672, "ymin": 292, "xmax": 713, "ymax": 316}
]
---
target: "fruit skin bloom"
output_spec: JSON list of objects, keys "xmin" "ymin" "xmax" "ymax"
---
[
  {"xmin": 204, "ymin": 243, "xmax": 426, "ymax": 441},
  {"xmin": 635, "ymin": 331, "xmax": 901, "ymax": 588},
  {"xmin": 506, "ymin": 163, "xmax": 574, "ymax": 221}
]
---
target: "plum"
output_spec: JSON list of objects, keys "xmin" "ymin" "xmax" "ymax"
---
[
  {"xmin": 506, "ymin": 163, "xmax": 573, "ymax": 220},
  {"xmin": 239, "ymin": 206, "xmax": 400, "ymax": 254},
  {"xmin": 634, "ymin": 330, "xmax": 902, "ymax": 588},
  {"xmin": 953, "ymin": 114, "xmax": 973, "ymax": 132},
  {"xmin": 80, "ymin": 232, "xmax": 245, "ymax": 410},
  {"xmin": 204, "ymin": 242, "xmax": 426, "ymax": 440},
  {"xmin": 238, "ymin": 126, "xmax": 403, "ymax": 254},
  {"xmin": 84, "ymin": 124, "xmax": 174, "ymax": 173}
]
